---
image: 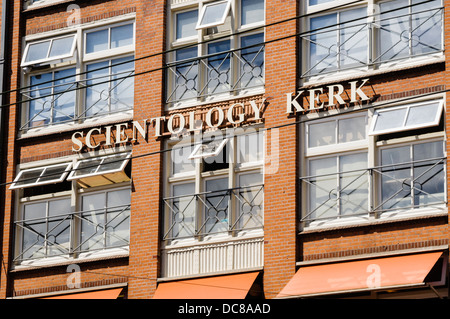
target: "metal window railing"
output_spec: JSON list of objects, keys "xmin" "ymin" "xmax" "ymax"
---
[
  {"xmin": 162, "ymin": 184, "xmax": 264, "ymax": 241},
  {"xmin": 302, "ymin": 6, "xmax": 443, "ymax": 78},
  {"xmin": 165, "ymin": 44, "xmax": 265, "ymax": 104},
  {"xmin": 300, "ymin": 157, "xmax": 446, "ymax": 227},
  {"xmin": 14, "ymin": 204, "xmax": 130, "ymax": 263},
  {"xmin": 20, "ymin": 67, "xmax": 135, "ymax": 131}
]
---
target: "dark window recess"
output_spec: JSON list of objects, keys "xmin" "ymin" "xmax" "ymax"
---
[
  {"xmin": 203, "ymin": 145, "xmax": 229, "ymax": 172},
  {"xmin": 23, "ymin": 180, "xmax": 72, "ymax": 197}
]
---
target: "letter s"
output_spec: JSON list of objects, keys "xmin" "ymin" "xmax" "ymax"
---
[{"xmin": 72, "ymin": 131, "xmax": 84, "ymax": 152}]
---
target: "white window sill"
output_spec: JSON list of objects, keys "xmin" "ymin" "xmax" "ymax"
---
[
  {"xmin": 24, "ymin": 0, "xmax": 76, "ymax": 11},
  {"xmin": 18, "ymin": 111, "xmax": 133, "ymax": 140},
  {"xmin": 162, "ymin": 228, "xmax": 264, "ymax": 249},
  {"xmin": 302, "ymin": 55, "xmax": 444, "ymax": 89},
  {"xmin": 12, "ymin": 247, "xmax": 129, "ymax": 271},
  {"xmin": 301, "ymin": 206, "xmax": 447, "ymax": 233}
]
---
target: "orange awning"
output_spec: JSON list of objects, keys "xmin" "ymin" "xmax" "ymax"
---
[
  {"xmin": 277, "ymin": 252, "xmax": 443, "ymax": 298},
  {"xmin": 153, "ymin": 272, "xmax": 259, "ymax": 299},
  {"xmin": 42, "ymin": 288, "xmax": 123, "ymax": 299}
]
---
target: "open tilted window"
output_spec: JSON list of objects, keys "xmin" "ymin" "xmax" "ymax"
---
[
  {"xmin": 10, "ymin": 163, "xmax": 72, "ymax": 189},
  {"xmin": 188, "ymin": 138, "xmax": 228, "ymax": 159},
  {"xmin": 21, "ymin": 35, "xmax": 77, "ymax": 67},
  {"xmin": 369, "ymin": 100, "xmax": 443, "ymax": 136},
  {"xmin": 196, "ymin": 0, "xmax": 232, "ymax": 29},
  {"xmin": 67, "ymin": 152, "xmax": 132, "ymax": 187}
]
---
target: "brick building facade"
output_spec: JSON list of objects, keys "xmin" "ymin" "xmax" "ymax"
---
[{"xmin": 0, "ymin": 0, "xmax": 448, "ymax": 299}]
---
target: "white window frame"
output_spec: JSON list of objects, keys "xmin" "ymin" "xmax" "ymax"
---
[
  {"xmin": 196, "ymin": 0, "xmax": 232, "ymax": 30},
  {"xmin": 21, "ymin": 34, "xmax": 77, "ymax": 67},
  {"xmin": 67, "ymin": 152, "xmax": 131, "ymax": 181},
  {"xmin": 369, "ymin": 100, "xmax": 444, "ymax": 136},
  {"xmin": 301, "ymin": 0, "xmax": 444, "ymax": 84},
  {"xmin": 164, "ymin": 128, "xmax": 264, "ymax": 243},
  {"xmin": 376, "ymin": 138, "xmax": 447, "ymax": 219},
  {"xmin": 189, "ymin": 138, "xmax": 229, "ymax": 159},
  {"xmin": 167, "ymin": 0, "xmax": 265, "ymax": 109},
  {"xmin": 10, "ymin": 162, "xmax": 72, "ymax": 190},
  {"xmin": 305, "ymin": 113, "xmax": 368, "ymax": 157},
  {"xmin": 83, "ymin": 21, "xmax": 136, "ymax": 63},
  {"xmin": 19, "ymin": 15, "xmax": 136, "ymax": 136},
  {"xmin": 12, "ymin": 149, "xmax": 133, "ymax": 267},
  {"xmin": 301, "ymin": 98, "xmax": 446, "ymax": 230}
]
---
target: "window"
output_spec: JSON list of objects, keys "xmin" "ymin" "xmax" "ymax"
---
[
  {"xmin": 12, "ymin": 152, "xmax": 132, "ymax": 265},
  {"xmin": 20, "ymin": 20, "xmax": 135, "ymax": 132},
  {"xmin": 24, "ymin": 68, "xmax": 77, "ymax": 128},
  {"xmin": 197, "ymin": 0, "xmax": 232, "ymax": 29},
  {"xmin": 302, "ymin": 0, "xmax": 443, "ymax": 80},
  {"xmin": 189, "ymin": 138, "xmax": 228, "ymax": 159},
  {"xmin": 166, "ymin": 0, "xmax": 265, "ymax": 106},
  {"xmin": 10, "ymin": 163, "xmax": 72, "ymax": 189},
  {"xmin": 21, "ymin": 35, "xmax": 77, "ymax": 67},
  {"xmin": 369, "ymin": 100, "xmax": 443, "ymax": 135},
  {"xmin": 163, "ymin": 129, "xmax": 264, "ymax": 241},
  {"xmin": 380, "ymin": 141, "xmax": 445, "ymax": 211},
  {"xmin": 301, "ymin": 100, "xmax": 445, "ymax": 228}
]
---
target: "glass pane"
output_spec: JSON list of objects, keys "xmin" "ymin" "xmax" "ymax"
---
[
  {"xmin": 309, "ymin": 0, "xmax": 334, "ymax": 5},
  {"xmin": 240, "ymin": 33, "xmax": 265, "ymax": 88},
  {"xmin": 176, "ymin": 10, "xmax": 198, "ymax": 39},
  {"xmin": 339, "ymin": 153, "xmax": 368, "ymax": 216},
  {"xmin": 172, "ymin": 183, "xmax": 195, "ymax": 238},
  {"xmin": 381, "ymin": 146, "xmax": 411, "ymax": 210},
  {"xmin": 107, "ymin": 189, "xmax": 131, "ymax": 207},
  {"xmin": 309, "ymin": 157, "xmax": 337, "ymax": 221},
  {"xmin": 411, "ymin": 0, "xmax": 442, "ymax": 55},
  {"xmin": 106, "ymin": 189, "xmax": 131, "ymax": 247},
  {"xmin": 14, "ymin": 168, "xmax": 43, "ymax": 187},
  {"xmin": 172, "ymin": 145, "xmax": 195, "ymax": 175},
  {"xmin": 29, "ymin": 72, "xmax": 53, "ymax": 127},
  {"xmin": 373, "ymin": 107, "xmax": 407, "ymax": 132},
  {"xmin": 111, "ymin": 24, "xmax": 134, "ymax": 48},
  {"xmin": 310, "ymin": 13, "xmax": 338, "ymax": 74},
  {"xmin": 405, "ymin": 102, "xmax": 440, "ymax": 127},
  {"xmin": 174, "ymin": 47, "xmax": 198, "ymax": 100},
  {"xmin": 48, "ymin": 36, "xmax": 75, "ymax": 58},
  {"xmin": 238, "ymin": 173, "xmax": 264, "ymax": 229},
  {"xmin": 207, "ymin": 40, "xmax": 231, "ymax": 94},
  {"xmin": 97, "ymin": 153, "xmax": 129, "ymax": 174},
  {"xmin": 413, "ymin": 141, "xmax": 444, "ymax": 206},
  {"xmin": 200, "ymin": 1, "xmax": 229, "ymax": 26},
  {"xmin": 308, "ymin": 121, "xmax": 336, "ymax": 148},
  {"xmin": 53, "ymin": 68, "xmax": 76, "ymax": 123},
  {"xmin": 85, "ymin": 60, "xmax": 110, "ymax": 117},
  {"xmin": 26, "ymin": 41, "xmax": 50, "ymax": 62},
  {"xmin": 22, "ymin": 202, "xmax": 46, "ymax": 259},
  {"xmin": 81, "ymin": 193, "xmax": 105, "ymax": 251},
  {"xmin": 39, "ymin": 164, "xmax": 68, "ymax": 183},
  {"xmin": 24, "ymin": 202, "xmax": 47, "ymax": 220},
  {"xmin": 204, "ymin": 178, "xmax": 229, "ymax": 234},
  {"xmin": 47, "ymin": 198, "xmax": 71, "ymax": 256},
  {"xmin": 379, "ymin": 0, "xmax": 409, "ymax": 61},
  {"xmin": 48, "ymin": 198, "xmax": 71, "ymax": 216},
  {"xmin": 338, "ymin": 116, "xmax": 366, "ymax": 143},
  {"xmin": 110, "ymin": 56, "xmax": 135, "ymax": 111},
  {"xmin": 241, "ymin": 0, "xmax": 264, "ymax": 25},
  {"xmin": 340, "ymin": 8, "xmax": 368, "ymax": 67},
  {"xmin": 237, "ymin": 132, "xmax": 264, "ymax": 163},
  {"xmin": 86, "ymin": 29, "xmax": 109, "ymax": 54},
  {"xmin": 73, "ymin": 158, "xmax": 102, "ymax": 177}
]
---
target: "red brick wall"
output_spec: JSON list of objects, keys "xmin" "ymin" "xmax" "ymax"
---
[{"xmin": 0, "ymin": 0, "xmax": 449, "ymax": 300}]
